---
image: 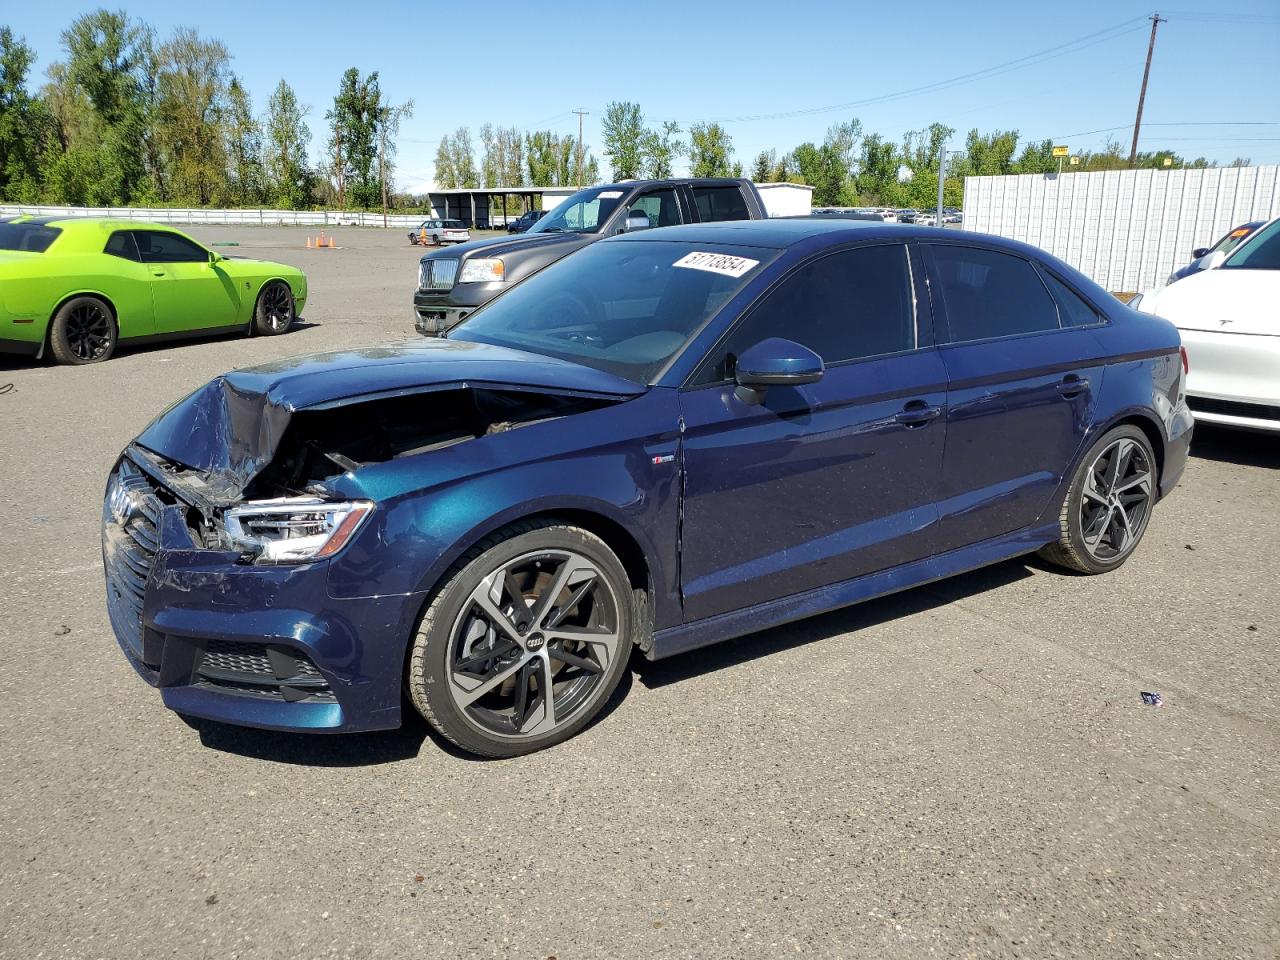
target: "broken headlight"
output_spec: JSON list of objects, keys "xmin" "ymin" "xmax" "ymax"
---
[{"xmin": 223, "ymin": 498, "xmax": 374, "ymax": 563}]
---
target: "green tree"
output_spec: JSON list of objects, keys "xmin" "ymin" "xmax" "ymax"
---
[
  {"xmin": 854, "ymin": 133, "xmax": 902, "ymax": 205},
  {"xmin": 958, "ymin": 127, "xmax": 1019, "ymax": 177},
  {"xmin": 688, "ymin": 121, "xmax": 734, "ymax": 177},
  {"xmin": 525, "ymin": 130, "xmax": 559, "ymax": 186},
  {"xmin": 1013, "ymin": 138, "xmax": 1056, "ymax": 174},
  {"xmin": 642, "ymin": 120, "xmax": 684, "ymax": 179},
  {"xmin": 326, "ymin": 68, "xmax": 382, "ymax": 208},
  {"xmin": 155, "ymin": 28, "xmax": 232, "ymax": 205},
  {"xmin": 376, "ymin": 98, "xmax": 413, "ymax": 220},
  {"xmin": 448, "ymin": 125, "xmax": 477, "ymax": 188},
  {"xmin": 264, "ymin": 79, "xmax": 311, "ymax": 208},
  {"xmin": 224, "ymin": 77, "xmax": 263, "ymax": 205},
  {"xmin": 750, "ymin": 149, "xmax": 775, "ymax": 182},
  {"xmin": 601, "ymin": 100, "xmax": 644, "ymax": 179},
  {"xmin": 55, "ymin": 9, "xmax": 158, "ymax": 202},
  {"xmin": 0, "ymin": 28, "xmax": 50, "ymax": 201},
  {"xmin": 434, "ymin": 132, "xmax": 457, "ymax": 189}
]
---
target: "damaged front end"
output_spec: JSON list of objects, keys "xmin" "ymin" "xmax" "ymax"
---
[{"xmin": 103, "ymin": 341, "xmax": 642, "ymax": 733}]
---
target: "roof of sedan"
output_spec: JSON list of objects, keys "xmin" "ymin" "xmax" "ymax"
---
[{"xmin": 619, "ymin": 218, "xmax": 947, "ymax": 248}]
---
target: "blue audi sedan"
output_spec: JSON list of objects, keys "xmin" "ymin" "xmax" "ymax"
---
[{"xmin": 103, "ymin": 220, "xmax": 1192, "ymax": 757}]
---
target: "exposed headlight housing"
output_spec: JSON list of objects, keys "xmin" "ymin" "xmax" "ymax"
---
[
  {"xmin": 459, "ymin": 258, "xmax": 505, "ymax": 283},
  {"xmin": 224, "ymin": 498, "xmax": 374, "ymax": 563}
]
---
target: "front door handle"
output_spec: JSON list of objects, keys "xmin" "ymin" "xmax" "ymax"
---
[
  {"xmin": 1057, "ymin": 374, "xmax": 1090, "ymax": 398},
  {"xmin": 151, "ymin": 270, "xmax": 166, "ymax": 277},
  {"xmin": 895, "ymin": 399, "xmax": 942, "ymax": 427}
]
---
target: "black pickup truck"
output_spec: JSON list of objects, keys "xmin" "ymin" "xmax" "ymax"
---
[{"xmin": 414, "ymin": 177, "xmax": 767, "ymax": 335}]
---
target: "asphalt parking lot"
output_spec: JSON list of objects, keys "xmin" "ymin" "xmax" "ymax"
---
[{"xmin": 2, "ymin": 226, "xmax": 1277, "ymax": 960}]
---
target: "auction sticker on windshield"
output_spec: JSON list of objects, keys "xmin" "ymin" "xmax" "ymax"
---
[{"xmin": 673, "ymin": 251, "xmax": 760, "ymax": 278}]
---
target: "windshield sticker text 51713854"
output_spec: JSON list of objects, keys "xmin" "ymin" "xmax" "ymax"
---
[{"xmin": 672, "ymin": 251, "xmax": 760, "ymax": 278}]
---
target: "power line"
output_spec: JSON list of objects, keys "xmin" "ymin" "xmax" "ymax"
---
[{"xmin": 667, "ymin": 16, "xmax": 1148, "ymax": 125}]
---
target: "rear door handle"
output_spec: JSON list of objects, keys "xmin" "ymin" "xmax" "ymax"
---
[
  {"xmin": 1057, "ymin": 375, "xmax": 1089, "ymax": 398},
  {"xmin": 895, "ymin": 399, "xmax": 942, "ymax": 427}
]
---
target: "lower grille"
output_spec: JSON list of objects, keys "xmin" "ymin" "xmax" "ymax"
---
[
  {"xmin": 103, "ymin": 458, "xmax": 164, "ymax": 663},
  {"xmin": 194, "ymin": 639, "xmax": 334, "ymax": 702}
]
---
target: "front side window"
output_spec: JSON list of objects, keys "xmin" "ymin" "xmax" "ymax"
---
[
  {"xmin": 1223, "ymin": 219, "xmax": 1280, "ymax": 270},
  {"xmin": 451, "ymin": 240, "xmax": 773, "ymax": 383},
  {"xmin": 134, "ymin": 230, "xmax": 209, "ymax": 264},
  {"xmin": 626, "ymin": 189, "xmax": 682, "ymax": 229},
  {"xmin": 692, "ymin": 186, "xmax": 751, "ymax": 222},
  {"xmin": 698, "ymin": 244, "xmax": 916, "ymax": 383},
  {"xmin": 104, "ymin": 231, "xmax": 140, "ymax": 261},
  {"xmin": 929, "ymin": 244, "xmax": 1060, "ymax": 342}
]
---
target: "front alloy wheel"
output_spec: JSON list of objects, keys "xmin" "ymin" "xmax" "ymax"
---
[{"xmin": 409, "ymin": 523, "xmax": 634, "ymax": 757}]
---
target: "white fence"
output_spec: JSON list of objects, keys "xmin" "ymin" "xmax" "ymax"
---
[
  {"xmin": 961, "ymin": 165, "xmax": 1280, "ymax": 291},
  {"xmin": 0, "ymin": 204, "xmax": 430, "ymax": 229}
]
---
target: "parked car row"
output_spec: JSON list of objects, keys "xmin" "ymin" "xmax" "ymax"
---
[{"xmin": 810, "ymin": 207, "xmax": 962, "ymax": 225}]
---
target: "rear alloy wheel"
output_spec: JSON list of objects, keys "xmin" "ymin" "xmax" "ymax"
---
[
  {"xmin": 1040, "ymin": 425, "xmax": 1157, "ymax": 574},
  {"xmin": 49, "ymin": 297, "xmax": 117, "ymax": 364},
  {"xmin": 253, "ymin": 281, "xmax": 295, "ymax": 336},
  {"xmin": 408, "ymin": 523, "xmax": 634, "ymax": 757}
]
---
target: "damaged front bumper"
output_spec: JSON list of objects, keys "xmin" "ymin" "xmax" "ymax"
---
[{"xmin": 102, "ymin": 451, "xmax": 409, "ymax": 734}]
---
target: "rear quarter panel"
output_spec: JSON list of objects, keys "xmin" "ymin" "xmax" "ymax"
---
[{"xmin": 2, "ymin": 253, "xmax": 155, "ymax": 341}]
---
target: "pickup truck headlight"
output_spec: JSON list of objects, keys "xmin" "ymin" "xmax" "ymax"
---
[
  {"xmin": 224, "ymin": 498, "xmax": 374, "ymax": 563},
  {"xmin": 459, "ymin": 258, "xmax": 505, "ymax": 283}
]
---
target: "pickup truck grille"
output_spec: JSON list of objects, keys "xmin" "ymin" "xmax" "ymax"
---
[{"xmin": 419, "ymin": 258, "xmax": 459, "ymax": 291}]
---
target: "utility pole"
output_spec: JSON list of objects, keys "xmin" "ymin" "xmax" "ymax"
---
[
  {"xmin": 573, "ymin": 109, "xmax": 589, "ymax": 187},
  {"xmin": 1128, "ymin": 12, "xmax": 1166, "ymax": 167}
]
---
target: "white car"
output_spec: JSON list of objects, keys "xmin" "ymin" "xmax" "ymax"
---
[{"xmin": 1132, "ymin": 216, "xmax": 1280, "ymax": 432}]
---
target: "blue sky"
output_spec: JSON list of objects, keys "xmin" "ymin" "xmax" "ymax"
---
[{"xmin": 9, "ymin": 1, "xmax": 1280, "ymax": 189}]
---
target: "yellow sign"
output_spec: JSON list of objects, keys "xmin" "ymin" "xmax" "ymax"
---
[
  {"xmin": 1070, "ymin": 155, "xmax": 1080, "ymax": 165},
  {"xmin": 1052, "ymin": 145, "xmax": 1069, "ymax": 157}
]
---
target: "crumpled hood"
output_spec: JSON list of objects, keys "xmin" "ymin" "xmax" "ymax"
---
[
  {"xmin": 133, "ymin": 339, "xmax": 643, "ymax": 497},
  {"xmin": 421, "ymin": 230, "xmax": 592, "ymax": 262}
]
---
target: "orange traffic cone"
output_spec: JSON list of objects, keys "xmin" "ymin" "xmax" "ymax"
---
[{"xmin": 306, "ymin": 235, "xmax": 312, "ymax": 248}]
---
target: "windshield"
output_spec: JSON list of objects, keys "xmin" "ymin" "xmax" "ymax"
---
[
  {"xmin": 450, "ymin": 240, "xmax": 776, "ymax": 383},
  {"xmin": 1222, "ymin": 219, "xmax": 1280, "ymax": 270},
  {"xmin": 1210, "ymin": 224, "xmax": 1257, "ymax": 256},
  {"xmin": 528, "ymin": 186, "xmax": 628, "ymax": 235},
  {"xmin": 0, "ymin": 221, "xmax": 61, "ymax": 253}
]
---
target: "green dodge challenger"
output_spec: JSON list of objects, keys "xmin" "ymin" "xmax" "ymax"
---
[{"xmin": 0, "ymin": 216, "xmax": 307, "ymax": 364}]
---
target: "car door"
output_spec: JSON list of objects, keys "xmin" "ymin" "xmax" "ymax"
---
[
  {"xmin": 678, "ymin": 242, "xmax": 947, "ymax": 623},
  {"xmin": 100, "ymin": 230, "xmax": 157, "ymax": 339},
  {"xmin": 134, "ymin": 229, "xmax": 241, "ymax": 333},
  {"xmin": 921, "ymin": 242, "xmax": 1108, "ymax": 552}
]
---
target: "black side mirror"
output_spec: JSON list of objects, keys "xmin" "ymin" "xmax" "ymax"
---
[
  {"xmin": 1191, "ymin": 247, "xmax": 1209, "ymax": 259},
  {"xmin": 733, "ymin": 337, "xmax": 824, "ymax": 404}
]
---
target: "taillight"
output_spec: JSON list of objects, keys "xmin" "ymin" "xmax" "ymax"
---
[{"xmin": 1180, "ymin": 346, "xmax": 1189, "ymax": 374}]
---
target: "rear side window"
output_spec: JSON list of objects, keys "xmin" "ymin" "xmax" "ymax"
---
[
  {"xmin": 1040, "ymin": 270, "xmax": 1101, "ymax": 327},
  {"xmin": 692, "ymin": 186, "xmax": 751, "ymax": 222},
  {"xmin": 0, "ymin": 221, "xmax": 61, "ymax": 253},
  {"xmin": 104, "ymin": 231, "xmax": 140, "ymax": 262},
  {"xmin": 134, "ymin": 230, "xmax": 209, "ymax": 264},
  {"xmin": 699, "ymin": 244, "xmax": 915, "ymax": 382},
  {"xmin": 929, "ymin": 245, "xmax": 1060, "ymax": 342}
]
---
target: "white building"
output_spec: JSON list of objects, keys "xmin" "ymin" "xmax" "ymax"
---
[{"xmin": 755, "ymin": 182, "xmax": 814, "ymax": 218}]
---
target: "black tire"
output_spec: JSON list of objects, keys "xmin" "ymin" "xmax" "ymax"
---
[
  {"xmin": 1039, "ymin": 425, "xmax": 1158, "ymax": 574},
  {"xmin": 408, "ymin": 520, "xmax": 635, "ymax": 758},
  {"xmin": 253, "ymin": 281, "xmax": 295, "ymax": 336},
  {"xmin": 48, "ymin": 296, "xmax": 117, "ymax": 365}
]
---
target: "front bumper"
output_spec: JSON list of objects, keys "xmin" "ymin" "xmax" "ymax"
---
[
  {"xmin": 102, "ymin": 454, "xmax": 412, "ymax": 734},
  {"xmin": 412, "ymin": 281, "xmax": 504, "ymax": 335}
]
